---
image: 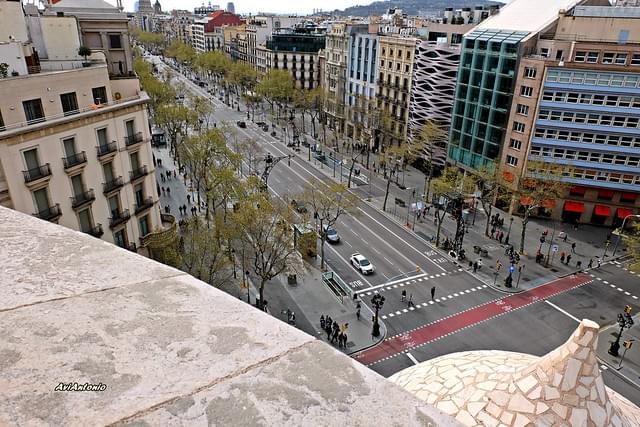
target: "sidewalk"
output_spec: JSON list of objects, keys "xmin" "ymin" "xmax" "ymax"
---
[
  {"xmin": 265, "ymin": 257, "xmax": 387, "ymax": 355},
  {"xmin": 597, "ymin": 315, "xmax": 640, "ymax": 388}
]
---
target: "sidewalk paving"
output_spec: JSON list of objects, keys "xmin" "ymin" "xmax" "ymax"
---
[
  {"xmin": 597, "ymin": 314, "xmax": 640, "ymax": 389},
  {"xmin": 264, "ymin": 256, "xmax": 387, "ymax": 355}
]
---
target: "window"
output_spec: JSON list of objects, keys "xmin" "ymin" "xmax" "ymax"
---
[
  {"xmin": 632, "ymin": 54, "xmax": 640, "ymax": 66},
  {"xmin": 33, "ymin": 187, "xmax": 50, "ymax": 214},
  {"xmin": 23, "ymin": 98, "xmax": 45, "ymax": 124},
  {"xmin": 103, "ymin": 161, "xmax": 115, "ymax": 183},
  {"xmin": 125, "ymin": 119, "xmax": 135, "ymax": 138},
  {"xmin": 71, "ymin": 174, "xmax": 85, "ymax": 197},
  {"xmin": 108, "ymin": 194, "xmax": 121, "ymax": 217},
  {"xmin": 130, "ymin": 151, "xmax": 140, "ymax": 171},
  {"xmin": 78, "ymin": 208, "xmax": 93, "ymax": 233},
  {"xmin": 513, "ymin": 122, "xmax": 525, "ymax": 133},
  {"xmin": 96, "ymin": 128, "xmax": 108, "ymax": 148},
  {"xmin": 506, "ymin": 155, "xmax": 518, "ymax": 166},
  {"xmin": 23, "ymin": 148, "xmax": 41, "ymax": 171},
  {"xmin": 586, "ymin": 52, "xmax": 599, "ymax": 63},
  {"xmin": 109, "ymin": 34, "xmax": 122, "ymax": 49},
  {"xmin": 92, "ymin": 86, "xmax": 107, "ymax": 104},
  {"xmin": 139, "ymin": 215, "xmax": 150, "ymax": 237},
  {"xmin": 113, "ymin": 229, "xmax": 127, "ymax": 248},
  {"xmin": 60, "ymin": 92, "xmax": 79, "ymax": 116},
  {"xmin": 615, "ymin": 53, "xmax": 628, "ymax": 65},
  {"xmin": 524, "ymin": 67, "xmax": 537, "ymax": 78},
  {"xmin": 516, "ymin": 104, "xmax": 529, "ymax": 115},
  {"xmin": 63, "ymin": 137, "xmax": 77, "ymax": 158},
  {"xmin": 509, "ymin": 139, "xmax": 522, "ymax": 150},
  {"xmin": 574, "ymin": 51, "xmax": 587, "ymax": 62},
  {"xmin": 602, "ymin": 52, "xmax": 615, "ymax": 64},
  {"xmin": 540, "ymin": 47, "xmax": 549, "ymax": 58},
  {"xmin": 520, "ymin": 86, "xmax": 533, "ymax": 97}
]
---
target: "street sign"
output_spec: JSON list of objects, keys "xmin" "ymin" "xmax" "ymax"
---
[
  {"xmin": 552, "ymin": 244, "xmax": 559, "ymax": 253},
  {"xmin": 624, "ymin": 340, "xmax": 633, "ymax": 349}
]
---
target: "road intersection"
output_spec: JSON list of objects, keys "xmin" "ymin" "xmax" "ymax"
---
[{"xmin": 150, "ymin": 55, "xmax": 640, "ymax": 404}]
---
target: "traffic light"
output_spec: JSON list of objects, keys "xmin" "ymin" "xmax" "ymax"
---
[{"xmin": 625, "ymin": 305, "xmax": 632, "ymax": 314}]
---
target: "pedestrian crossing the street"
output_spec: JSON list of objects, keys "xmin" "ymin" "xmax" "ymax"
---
[
  {"xmin": 380, "ymin": 284, "xmax": 489, "ymax": 320},
  {"xmin": 361, "ymin": 268, "xmax": 464, "ymax": 297}
]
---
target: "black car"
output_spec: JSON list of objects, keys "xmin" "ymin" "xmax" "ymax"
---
[
  {"xmin": 236, "ymin": 121, "xmax": 247, "ymax": 128},
  {"xmin": 256, "ymin": 121, "xmax": 266, "ymax": 127}
]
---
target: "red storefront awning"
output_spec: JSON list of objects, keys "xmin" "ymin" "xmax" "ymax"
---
[
  {"xmin": 621, "ymin": 193, "xmax": 637, "ymax": 202},
  {"xmin": 564, "ymin": 201, "xmax": 585, "ymax": 213},
  {"xmin": 594, "ymin": 205, "xmax": 611, "ymax": 216},
  {"xmin": 598, "ymin": 189, "xmax": 615, "ymax": 199},
  {"xmin": 570, "ymin": 186, "xmax": 586, "ymax": 195},
  {"xmin": 617, "ymin": 208, "xmax": 635, "ymax": 219}
]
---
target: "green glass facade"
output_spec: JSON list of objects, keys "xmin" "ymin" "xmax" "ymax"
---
[{"xmin": 448, "ymin": 29, "xmax": 529, "ymax": 169}]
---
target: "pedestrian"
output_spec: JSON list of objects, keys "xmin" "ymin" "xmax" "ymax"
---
[
  {"xmin": 326, "ymin": 324, "xmax": 331, "ymax": 340},
  {"xmin": 173, "ymin": 170, "xmax": 177, "ymax": 179},
  {"xmin": 491, "ymin": 228, "xmax": 496, "ymax": 239},
  {"xmin": 183, "ymin": 173, "xmax": 187, "ymax": 184},
  {"xmin": 417, "ymin": 210, "xmax": 421, "ymax": 220},
  {"xmin": 166, "ymin": 187, "xmax": 171, "ymax": 197},
  {"xmin": 596, "ymin": 257, "xmax": 602, "ymax": 268},
  {"xmin": 160, "ymin": 173, "xmax": 165, "ymax": 183},
  {"xmin": 401, "ymin": 289, "xmax": 406, "ymax": 302},
  {"xmin": 161, "ymin": 187, "xmax": 165, "ymax": 196},
  {"xmin": 164, "ymin": 205, "xmax": 169, "ymax": 214},
  {"xmin": 182, "ymin": 204, "xmax": 187, "ymax": 215},
  {"xmin": 571, "ymin": 242, "xmax": 576, "ymax": 254},
  {"xmin": 430, "ymin": 286, "xmax": 436, "ymax": 301},
  {"xmin": 342, "ymin": 333, "xmax": 348, "ymax": 347},
  {"xmin": 473, "ymin": 261, "xmax": 478, "ymax": 273},
  {"xmin": 356, "ymin": 307, "xmax": 361, "ymax": 320},
  {"xmin": 563, "ymin": 232, "xmax": 568, "ymax": 242},
  {"xmin": 187, "ymin": 194, "xmax": 191, "ymax": 204},
  {"xmin": 576, "ymin": 260, "xmax": 582, "ymax": 270},
  {"xmin": 560, "ymin": 252, "xmax": 565, "ymax": 264},
  {"xmin": 408, "ymin": 294, "xmax": 414, "ymax": 308},
  {"xmin": 588, "ymin": 258, "xmax": 593, "ymax": 269},
  {"xmin": 566, "ymin": 254, "xmax": 572, "ymax": 265},
  {"xmin": 320, "ymin": 315, "xmax": 325, "ymax": 330},
  {"xmin": 498, "ymin": 231, "xmax": 504, "ymax": 244}
]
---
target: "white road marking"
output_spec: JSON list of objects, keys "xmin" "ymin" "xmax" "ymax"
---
[
  {"xmin": 406, "ymin": 352, "xmax": 420, "ymax": 365},
  {"xmin": 545, "ymin": 300, "xmax": 580, "ymax": 323}
]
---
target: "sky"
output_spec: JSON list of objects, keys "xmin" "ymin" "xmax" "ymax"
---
[{"xmin": 108, "ymin": 0, "xmax": 363, "ymax": 15}]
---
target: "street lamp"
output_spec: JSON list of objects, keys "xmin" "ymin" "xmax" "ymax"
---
[
  {"xmin": 371, "ymin": 293, "xmax": 385, "ymax": 337},
  {"xmin": 612, "ymin": 214, "xmax": 640, "ymax": 256},
  {"xmin": 608, "ymin": 305, "xmax": 634, "ymax": 357}
]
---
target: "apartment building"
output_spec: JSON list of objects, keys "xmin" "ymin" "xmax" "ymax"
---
[
  {"xmin": 263, "ymin": 25, "xmax": 325, "ymax": 89},
  {"xmin": 344, "ymin": 24, "xmax": 379, "ymax": 143},
  {"xmin": 323, "ymin": 22, "xmax": 349, "ymax": 133},
  {"xmin": 224, "ymin": 25, "xmax": 248, "ymax": 61},
  {"xmin": 0, "ymin": 0, "xmax": 162, "ymax": 252},
  {"xmin": 191, "ymin": 10, "xmax": 243, "ymax": 53},
  {"xmin": 376, "ymin": 35, "xmax": 417, "ymax": 142},
  {"xmin": 499, "ymin": 5, "xmax": 640, "ymax": 225},
  {"xmin": 246, "ymin": 16, "xmax": 300, "ymax": 69}
]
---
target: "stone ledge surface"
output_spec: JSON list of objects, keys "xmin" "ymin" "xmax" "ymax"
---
[{"xmin": 0, "ymin": 207, "xmax": 458, "ymax": 426}]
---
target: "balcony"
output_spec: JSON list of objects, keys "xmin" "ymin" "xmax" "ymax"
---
[
  {"xmin": 70, "ymin": 189, "xmax": 96, "ymax": 209},
  {"xmin": 22, "ymin": 164, "xmax": 52, "ymax": 186},
  {"xmin": 85, "ymin": 223, "xmax": 104, "ymax": 238},
  {"xmin": 103, "ymin": 176, "xmax": 124, "ymax": 194},
  {"xmin": 129, "ymin": 165, "xmax": 149, "ymax": 182},
  {"xmin": 124, "ymin": 132, "xmax": 143, "ymax": 147},
  {"xmin": 96, "ymin": 142, "xmax": 118, "ymax": 159},
  {"xmin": 33, "ymin": 203, "xmax": 61, "ymax": 222},
  {"xmin": 109, "ymin": 208, "xmax": 130, "ymax": 228},
  {"xmin": 135, "ymin": 197, "xmax": 155, "ymax": 215},
  {"xmin": 62, "ymin": 151, "xmax": 87, "ymax": 171}
]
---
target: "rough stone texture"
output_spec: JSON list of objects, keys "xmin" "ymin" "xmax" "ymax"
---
[
  {"xmin": 390, "ymin": 319, "xmax": 640, "ymax": 427},
  {"xmin": 0, "ymin": 207, "xmax": 456, "ymax": 426}
]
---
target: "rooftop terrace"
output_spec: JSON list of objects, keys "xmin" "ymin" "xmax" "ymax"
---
[{"xmin": 0, "ymin": 206, "xmax": 456, "ymax": 426}]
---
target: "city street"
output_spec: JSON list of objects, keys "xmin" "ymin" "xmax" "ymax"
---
[{"xmin": 148, "ymin": 54, "xmax": 640, "ymax": 404}]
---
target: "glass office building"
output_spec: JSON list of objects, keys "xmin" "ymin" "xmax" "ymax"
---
[{"xmin": 448, "ymin": 29, "xmax": 529, "ymax": 169}]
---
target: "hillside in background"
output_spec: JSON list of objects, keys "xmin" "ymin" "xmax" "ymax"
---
[{"xmin": 333, "ymin": 0, "xmax": 501, "ymax": 17}]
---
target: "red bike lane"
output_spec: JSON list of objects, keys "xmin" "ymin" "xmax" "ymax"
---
[{"xmin": 353, "ymin": 273, "xmax": 593, "ymax": 366}]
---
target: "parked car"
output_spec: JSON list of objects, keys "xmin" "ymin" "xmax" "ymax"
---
[
  {"xmin": 323, "ymin": 225, "xmax": 340, "ymax": 243},
  {"xmin": 290, "ymin": 199, "xmax": 308, "ymax": 214},
  {"xmin": 236, "ymin": 121, "xmax": 247, "ymax": 128},
  {"xmin": 350, "ymin": 253, "xmax": 374, "ymax": 275}
]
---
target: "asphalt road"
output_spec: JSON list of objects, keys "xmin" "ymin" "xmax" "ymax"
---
[{"xmin": 149, "ymin": 54, "xmax": 640, "ymax": 405}]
